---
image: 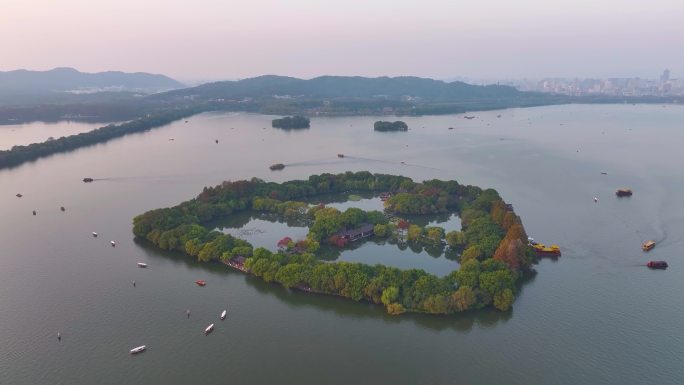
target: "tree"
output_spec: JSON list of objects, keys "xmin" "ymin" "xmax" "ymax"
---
[
  {"xmin": 425, "ymin": 226, "xmax": 445, "ymax": 244},
  {"xmin": 461, "ymin": 245, "xmax": 482, "ymax": 262},
  {"xmin": 386, "ymin": 302, "xmax": 406, "ymax": 315},
  {"xmin": 277, "ymin": 236, "xmax": 293, "ymax": 250},
  {"xmin": 381, "ymin": 286, "xmax": 399, "ymax": 306},
  {"xmin": 407, "ymin": 224, "xmax": 423, "ymax": 242},
  {"xmin": 455, "ymin": 259, "xmax": 480, "ymax": 288},
  {"xmin": 374, "ymin": 223, "xmax": 388, "ymax": 238},
  {"xmin": 445, "ymin": 230, "xmax": 466, "ymax": 248},
  {"xmin": 452, "ymin": 286, "xmax": 476, "ymax": 311},
  {"xmin": 341, "ymin": 207, "xmax": 365, "ymax": 228},
  {"xmin": 275, "ymin": 263, "xmax": 305, "ymax": 288},
  {"xmin": 493, "ymin": 288, "xmax": 514, "ymax": 311},
  {"xmin": 309, "ymin": 207, "xmax": 342, "ymax": 240}
]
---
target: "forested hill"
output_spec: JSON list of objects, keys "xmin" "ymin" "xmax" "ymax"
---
[
  {"xmin": 156, "ymin": 75, "xmax": 525, "ymax": 102},
  {"xmin": 0, "ymin": 67, "xmax": 184, "ymax": 94}
]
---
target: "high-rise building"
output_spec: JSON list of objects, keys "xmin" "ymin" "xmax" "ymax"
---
[{"xmin": 661, "ymin": 69, "xmax": 670, "ymax": 82}]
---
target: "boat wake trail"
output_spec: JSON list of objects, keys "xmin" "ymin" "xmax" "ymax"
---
[{"xmin": 344, "ymin": 155, "xmax": 444, "ymax": 171}]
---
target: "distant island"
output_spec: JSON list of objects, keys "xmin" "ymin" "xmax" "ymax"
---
[
  {"xmin": 133, "ymin": 172, "xmax": 538, "ymax": 315},
  {"xmin": 374, "ymin": 121, "xmax": 408, "ymax": 132},
  {"xmin": 272, "ymin": 115, "xmax": 310, "ymax": 129}
]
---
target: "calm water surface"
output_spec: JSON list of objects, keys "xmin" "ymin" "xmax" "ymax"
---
[
  {"xmin": 0, "ymin": 120, "xmax": 107, "ymax": 150},
  {"xmin": 1, "ymin": 105, "xmax": 683, "ymax": 385}
]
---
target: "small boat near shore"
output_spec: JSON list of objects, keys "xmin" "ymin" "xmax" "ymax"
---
[
  {"xmin": 616, "ymin": 188, "xmax": 633, "ymax": 197},
  {"xmin": 137, "ymin": 262, "xmax": 148, "ymax": 268},
  {"xmin": 195, "ymin": 280, "xmax": 206, "ymax": 287},
  {"xmin": 269, "ymin": 163, "xmax": 285, "ymax": 171},
  {"xmin": 82, "ymin": 178, "xmax": 93, "ymax": 183},
  {"xmin": 642, "ymin": 240, "xmax": 655, "ymax": 251},
  {"xmin": 647, "ymin": 261, "xmax": 668, "ymax": 269},
  {"xmin": 337, "ymin": 153, "xmax": 345, "ymax": 158},
  {"xmin": 92, "ymin": 232, "xmax": 98, "ymax": 237},
  {"xmin": 220, "ymin": 310, "xmax": 227, "ymax": 320},
  {"xmin": 110, "ymin": 241, "xmax": 116, "ymax": 247},
  {"xmin": 130, "ymin": 345, "xmax": 146, "ymax": 354},
  {"xmin": 16, "ymin": 193, "xmax": 23, "ymax": 198},
  {"xmin": 204, "ymin": 324, "xmax": 214, "ymax": 335},
  {"xmin": 529, "ymin": 238, "xmax": 561, "ymax": 256}
]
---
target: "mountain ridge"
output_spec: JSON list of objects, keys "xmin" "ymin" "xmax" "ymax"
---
[{"xmin": 0, "ymin": 67, "xmax": 185, "ymax": 94}]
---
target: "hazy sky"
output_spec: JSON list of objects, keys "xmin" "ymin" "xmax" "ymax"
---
[{"xmin": 1, "ymin": 0, "xmax": 682, "ymax": 81}]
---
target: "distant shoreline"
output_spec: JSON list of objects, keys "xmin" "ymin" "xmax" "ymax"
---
[{"xmin": 1, "ymin": 99, "xmax": 682, "ymax": 170}]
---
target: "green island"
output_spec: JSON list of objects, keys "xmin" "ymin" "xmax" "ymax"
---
[
  {"xmin": 374, "ymin": 120, "xmax": 408, "ymax": 132},
  {"xmin": 132, "ymin": 172, "xmax": 536, "ymax": 314},
  {"xmin": 271, "ymin": 115, "xmax": 310, "ymax": 129}
]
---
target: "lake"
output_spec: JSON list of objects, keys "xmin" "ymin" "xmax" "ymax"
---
[
  {"xmin": 1, "ymin": 105, "xmax": 683, "ymax": 385},
  {"xmin": 0, "ymin": 120, "xmax": 108, "ymax": 150}
]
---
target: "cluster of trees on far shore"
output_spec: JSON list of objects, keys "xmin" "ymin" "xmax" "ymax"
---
[
  {"xmin": 133, "ymin": 172, "xmax": 537, "ymax": 314},
  {"xmin": 374, "ymin": 121, "xmax": 408, "ymax": 132},
  {"xmin": 271, "ymin": 115, "xmax": 310, "ymax": 129}
]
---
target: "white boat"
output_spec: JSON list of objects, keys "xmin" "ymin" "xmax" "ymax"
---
[
  {"xmin": 92, "ymin": 232, "xmax": 98, "ymax": 237},
  {"xmin": 137, "ymin": 263, "xmax": 148, "ymax": 268},
  {"xmin": 130, "ymin": 345, "xmax": 146, "ymax": 354},
  {"xmin": 204, "ymin": 323, "xmax": 214, "ymax": 334},
  {"xmin": 110, "ymin": 241, "xmax": 116, "ymax": 247},
  {"xmin": 220, "ymin": 310, "xmax": 227, "ymax": 320}
]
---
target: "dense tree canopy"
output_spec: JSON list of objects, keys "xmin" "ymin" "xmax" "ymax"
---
[
  {"xmin": 133, "ymin": 172, "xmax": 536, "ymax": 315},
  {"xmin": 272, "ymin": 115, "xmax": 310, "ymax": 129},
  {"xmin": 373, "ymin": 121, "xmax": 408, "ymax": 132}
]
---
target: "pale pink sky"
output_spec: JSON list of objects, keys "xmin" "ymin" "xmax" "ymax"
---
[{"xmin": 1, "ymin": 0, "xmax": 682, "ymax": 81}]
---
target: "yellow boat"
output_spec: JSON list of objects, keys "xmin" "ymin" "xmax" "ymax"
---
[
  {"xmin": 642, "ymin": 240, "xmax": 655, "ymax": 251},
  {"xmin": 532, "ymin": 243, "xmax": 561, "ymax": 256}
]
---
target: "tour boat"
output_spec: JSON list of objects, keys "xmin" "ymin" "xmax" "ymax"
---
[
  {"xmin": 110, "ymin": 241, "xmax": 116, "ymax": 247},
  {"xmin": 130, "ymin": 345, "xmax": 146, "ymax": 354},
  {"xmin": 83, "ymin": 178, "xmax": 93, "ymax": 183},
  {"xmin": 642, "ymin": 240, "xmax": 656, "ymax": 251},
  {"xmin": 137, "ymin": 262, "xmax": 148, "ymax": 268},
  {"xmin": 204, "ymin": 324, "xmax": 214, "ymax": 334},
  {"xmin": 220, "ymin": 310, "xmax": 227, "ymax": 320},
  {"xmin": 337, "ymin": 153, "xmax": 345, "ymax": 158},
  {"xmin": 92, "ymin": 232, "xmax": 98, "ymax": 237},
  {"xmin": 647, "ymin": 261, "xmax": 668, "ymax": 269},
  {"xmin": 615, "ymin": 188, "xmax": 633, "ymax": 197},
  {"xmin": 269, "ymin": 163, "xmax": 285, "ymax": 171},
  {"xmin": 195, "ymin": 280, "xmax": 206, "ymax": 287},
  {"xmin": 531, "ymin": 242, "xmax": 561, "ymax": 257}
]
